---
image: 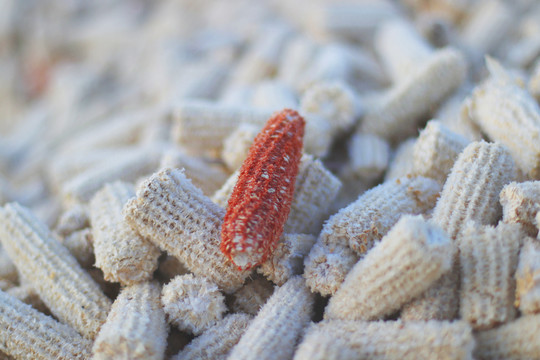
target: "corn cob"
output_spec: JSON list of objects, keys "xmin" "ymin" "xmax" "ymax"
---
[
  {"xmin": 276, "ymin": 35, "xmax": 317, "ymax": 89},
  {"xmin": 212, "ymin": 170, "xmax": 240, "ymax": 208},
  {"xmin": 0, "ymin": 203, "xmax": 111, "ymax": 339},
  {"xmin": 474, "ymin": 314, "xmax": 540, "ymax": 360},
  {"xmin": 0, "ymin": 290, "xmax": 93, "ymax": 360},
  {"xmin": 412, "ymin": 120, "xmax": 470, "ymax": 185},
  {"xmin": 160, "ymin": 148, "xmax": 229, "ymax": 196},
  {"xmin": 325, "ymin": 215, "xmax": 453, "ymax": 321},
  {"xmin": 227, "ymin": 276, "xmax": 314, "ymax": 360},
  {"xmin": 300, "ymin": 81, "xmax": 362, "ymax": 133},
  {"xmin": 222, "ymin": 124, "xmax": 259, "ymax": 171},
  {"xmin": 500, "ymin": 181, "xmax": 540, "ymax": 237},
  {"xmin": 294, "ymin": 320, "xmax": 474, "ymax": 360},
  {"xmin": 7, "ymin": 283, "xmax": 49, "ymax": 314},
  {"xmin": 430, "ymin": 140, "xmax": 516, "ymax": 240},
  {"xmin": 60, "ymin": 228, "xmax": 94, "ymax": 268},
  {"xmin": 0, "ymin": 246, "xmax": 17, "ymax": 283},
  {"xmin": 172, "ymin": 101, "xmax": 271, "ymax": 155},
  {"xmin": 54, "ymin": 203, "xmax": 89, "ymax": 237},
  {"xmin": 161, "ymin": 274, "xmax": 226, "ymax": 335},
  {"xmin": 90, "ymin": 182, "xmax": 160, "ymax": 285},
  {"xmin": 258, "ymin": 233, "xmax": 316, "ymax": 285},
  {"xmin": 515, "ymin": 238, "xmax": 540, "ymax": 314},
  {"xmin": 466, "ymin": 59, "xmax": 540, "ymax": 179},
  {"xmin": 123, "ymin": 167, "xmax": 250, "ymax": 293},
  {"xmin": 347, "ymin": 133, "xmax": 390, "ymax": 181},
  {"xmin": 384, "ymin": 138, "xmax": 417, "ymax": 181},
  {"xmin": 529, "ymin": 59, "xmax": 540, "ymax": 102},
  {"xmin": 230, "ymin": 276, "xmax": 275, "ymax": 316},
  {"xmin": 251, "ymin": 81, "xmax": 298, "ymax": 111},
  {"xmin": 459, "ymin": 222, "xmax": 522, "ymax": 330},
  {"xmin": 92, "ymin": 282, "xmax": 167, "ymax": 360},
  {"xmin": 172, "ymin": 313, "xmax": 252, "ymax": 360}
]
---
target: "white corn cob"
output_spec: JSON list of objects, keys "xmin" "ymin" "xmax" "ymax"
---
[
  {"xmin": 60, "ymin": 228, "xmax": 94, "ymax": 268},
  {"xmin": 529, "ymin": 59, "xmax": 540, "ymax": 102},
  {"xmin": 466, "ymin": 60, "xmax": 540, "ymax": 179},
  {"xmin": 123, "ymin": 168, "xmax": 250, "ymax": 293},
  {"xmin": 474, "ymin": 314, "xmax": 540, "ymax": 360},
  {"xmin": 230, "ymin": 276, "xmax": 275, "ymax": 316},
  {"xmin": 459, "ymin": 222, "xmax": 522, "ymax": 330},
  {"xmin": 251, "ymin": 81, "xmax": 298, "ymax": 111},
  {"xmin": 347, "ymin": 133, "xmax": 390, "ymax": 181},
  {"xmin": 320, "ymin": 176, "xmax": 440, "ymax": 255},
  {"xmin": 172, "ymin": 313, "xmax": 252, "ymax": 360},
  {"xmin": 0, "ymin": 203, "xmax": 111, "ymax": 339},
  {"xmin": 384, "ymin": 138, "xmax": 417, "ymax": 181},
  {"xmin": 0, "ymin": 290, "xmax": 93, "ymax": 360},
  {"xmin": 303, "ymin": 114, "xmax": 334, "ymax": 158},
  {"xmin": 160, "ymin": 148, "xmax": 229, "ymax": 196},
  {"xmin": 227, "ymin": 276, "xmax": 314, "ymax": 360},
  {"xmin": 437, "ymin": 89, "xmax": 484, "ymax": 142},
  {"xmin": 500, "ymin": 181, "xmax": 540, "ymax": 237},
  {"xmin": 7, "ymin": 283, "xmax": 49, "ymax": 314},
  {"xmin": 300, "ymin": 81, "xmax": 362, "ymax": 133},
  {"xmin": 294, "ymin": 320, "xmax": 474, "ymax": 360},
  {"xmin": 276, "ymin": 35, "xmax": 317, "ymax": 90},
  {"xmin": 515, "ymin": 238, "xmax": 540, "ymax": 315},
  {"xmin": 54, "ymin": 203, "xmax": 89, "ymax": 237},
  {"xmin": 92, "ymin": 282, "xmax": 167, "ymax": 360},
  {"xmin": 430, "ymin": 140, "xmax": 516, "ymax": 240},
  {"xmin": 90, "ymin": 182, "xmax": 160, "ymax": 285},
  {"xmin": 161, "ymin": 274, "xmax": 226, "ymax": 335},
  {"xmin": 325, "ymin": 216, "xmax": 453, "ymax": 321},
  {"xmin": 172, "ymin": 101, "xmax": 270, "ymax": 155},
  {"xmin": 156, "ymin": 255, "xmax": 189, "ymax": 282},
  {"xmin": 212, "ymin": 170, "xmax": 240, "ymax": 208},
  {"xmin": 222, "ymin": 123, "xmax": 259, "ymax": 171},
  {"xmin": 258, "ymin": 233, "xmax": 316, "ymax": 285},
  {"xmin": 412, "ymin": 120, "xmax": 470, "ymax": 185},
  {"xmin": 0, "ymin": 246, "xmax": 17, "ymax": 283},
  {"xmin": 61, "ymin": 146, "xmax": 162, "ymax": 205}
]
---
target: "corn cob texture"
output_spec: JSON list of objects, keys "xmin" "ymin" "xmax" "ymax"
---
[
  {"xmin": 0, "ymin": 246, "xmax": 17, "ymax": 283},
  {"xmin": 156, "ymin": 255, "xmax": 189, "ymax": 282},
  {"xmin": 0, "ymin": 203, "xmax": 111, "ymax": 339},
  {"xmin": 294, "ymin": 320, "xmax": 474, "ymax": 360},
  {"xmin": 347, "ymin": 133, "xmax": 390, "ymax": 181},
  {"xmin": 230, "ymin": 276, "xmax": 275, "ymax": 316},
  {"xmin": 0, "ymin": 290, "xmax": 92, "ymax": 360},
  {"xmin": 459, "ymin": 222, "xmax": 522, "ymax": 330},
  {"xmin": 412, "ymin": 120, "xmax": 470, "ymax": 185},
  {"xmin": 384, "ymin": 138, "xmax": 417, "ymax": 181},
  {"xmin": 515, "ymin": 238, "xmax": 540, "ymax": 314},
  {"xmin": 500, "ymin": 181, "xmax": 540, "ymax": 237},
  {"xmin": 466, "ymin": 60, "xmax": 540, "ymax": 179},
  {"xmin": 90, "ymin": 181, "xmax": 160, "ymax": 285},
  {"xmin": 123, "ymin": 167, "xmax": 250, "ymax": 293},
  {"xmin": 172, "ymin": 313, "xmax": 252, "ymax": 360},
  {"xmin": 222, "ymin": 123, "xmax": 259, "ymax": 171},
  {"xmin": 60, "ymin": 228, "xmax": 94, "ymax": 268},
  {"xmin": 92, "ymin": 282, "xmax": 167, "ymax": 360},
  {"xmin": 7, "ymin": 284, "xmax": 49, "ymax": 314},
  {"xmin": 54, "ymin": 203, "xmax": 89, "ymax": 237},
  {"xmin": 474, "ymin": 314, "xmax": 540, "ymax": 360},
  {"xmin": 161, "ymin": 274, "xmax": 226, "ymax": 335},
  {"xmin": 258, "ymin": 233, "xmax": 316, "ymax": 285},
  {"xmin": 251, "ymin": 81, "xmax": 298, "ymax": 111},
  {"xmin": 227, "ymin": 276, "xmax": 314, "ymax": 360},
  {"xmin": 325, "ymin": 215, "xmax": 453, "ymax": 321}
]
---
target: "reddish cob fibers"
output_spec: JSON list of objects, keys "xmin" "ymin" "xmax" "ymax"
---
[{"xmin": 221, "ymin": 109, "xmax": 305, "ymax": 270}]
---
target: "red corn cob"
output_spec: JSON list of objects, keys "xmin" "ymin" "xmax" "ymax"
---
[{"xmin": 221, "ymin": 109, "xmax": 305, "ymax": 270}]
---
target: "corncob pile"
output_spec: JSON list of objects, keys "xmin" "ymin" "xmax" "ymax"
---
[{"xmin": 1, "ymin": 0, "xmax": 540, "ymax": 359}]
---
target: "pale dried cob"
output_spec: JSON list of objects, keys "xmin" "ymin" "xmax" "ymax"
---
[
  {"xmin": 529, "ymin": 59, "xmax": 540, "ymax": 102},
  {"xmin": 459, "ymin": 222, "xmax": 522, "ymax": 330},
  {"xmin": 325, "ymin": 215, "xmax": 453, "ymax": 321},
  {"xmin": 60, "ymin": 228, "xmax": 94, "ymax": 267},
  {"xmin": 251, "ymin": 81, "xmax": 298, "ymax": 111},
  {"xmin": 474, "ymin": 314, "xmax": 540, "ymax": 360},
  {"xmin": 294, "ymin": 320, "xmax": 474, "ymax": 360},
  {"xmin": 0, "ymin": 247, "xmax": 17, "ymax": 283},
  {"xmin": 437, "ymin": 88, "xmax": 483, "ymax": 142},
  {"xmin": 0, "ymin": 203, "xmax": 111, "ymax": 339},
  {"xmin": 61, "ymin": 146, "xmax": 162, "ymax": 205},
  {"xmin": 303, "ymin": 114, "xmax": 334, "ymax": 158},
  {"xmin": 161, "ymin": 274, "xmax": 226, "ymax": 335},
  {"xmin": 384, "ymin": 138, "xmax": 416, "ymax": 181},
  {"xmin": 222, "ymin": 123, "xmax": 259, "ymax": 171},
  {"xmin": 230, "ymin": 276, "xmax": 275, "ymax": 316},
  {"xmin": 123, "ymin": 168, "xmax": 249, "ymax": 293},
  {"xmin": 465, "ymin": 60, "xmax": 540, "ymax": 179},
  {"xmin": 54, "ymin": 203, "xmax": 89, "ymax": 237},
  {"xmin": 412, "ymin": 120, "xmax": 469, "ymax": 185},
  {"xmin": 500, "ymin": 181, "xmax": 540, "ymax": 237},
  {"xmin": 228, "ymin": 276, "xmax": 314, "ymax": 360},
  {"xmin": 430, "ymin": 140, "xmax": 516, "ymax": 240},
  {"xmin": 515, "ymin": 238, "xmax": 540, "ymax": 314},
  {"xmin": 212, "ymin": 171, "xmax": 240, "ymax": 208},
  {"xmin": 300, "ymin": 81, "xmax": 362, "ymax": 133},
  {"xmin": 7, "ymin": 284, "xmax": 49, "ymax": 314},
  {"xmin": 172, "ymin": 313, "xmax": 252, "ymax": 360},
  {"xmin": 347, "ymin": 133, "xmax": 390, "ymax": 181},
  {"xmin": 0, "ymin": 290, "xmax": 93, "ymax": 360},
  {"xmin": 258, "ymin": 233, "xmax": 316, "ymax": 285},
  {"xmin": 160, "ymin": 148, "xmax": 229, "ymax": 196},
  {"xmin": 277, "ymin": 35, "xmax": 317, "ymax": 90},
  {"xmin": 172, "ymin": 101, "xmax": 270, "ymax": 155},
  {"xmin": 92, "ymin": 282, "xmax": 167, "ymax": 360},
  {"xmin": 90, "ymin": 182, "xmax": 160, "ymax": 285}
]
